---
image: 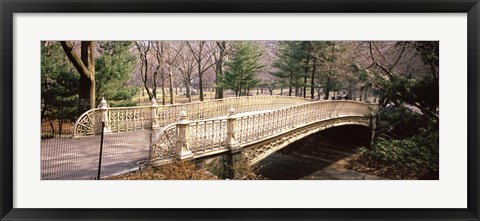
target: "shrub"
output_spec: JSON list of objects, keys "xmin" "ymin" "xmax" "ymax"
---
[
  {"xmin": 358, "ymin": 130, "xmax": 438, "ymax": 173},
  {"xmin": 376, "ymin": 106, "xmax": 426, "ymax": 138}
]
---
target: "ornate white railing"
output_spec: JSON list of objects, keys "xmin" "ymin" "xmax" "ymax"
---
[
  {"xmin": 148, "ymin": 124, "xmax": 177, "ymax": 162},
  {"xmin": 148, "ymin": 100, "xmax": 376, "ymax": 164},
  {"xmin": 187, "ymin": 119, "xmax": 228, "ymax": 154},
  {"xmin": 73, "ymin": 96, "xmax": 312, "ymax": 137},
  {"xmin": 234, "ymin": 100, "xmax": 372, "ymax": 145}
]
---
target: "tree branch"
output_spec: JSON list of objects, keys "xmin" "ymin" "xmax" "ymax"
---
[
  {"xmin": 369, "ymin": 41, "xmax": 394, "ymax": 79},
  {"xmin": 60, "ymin": 41, "xmax": 93, "ymax": 82}
]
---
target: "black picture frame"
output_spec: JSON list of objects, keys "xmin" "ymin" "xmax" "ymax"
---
[{"xmin": 1, "ymin": 0, "xmax": 479, "ymax": 220}]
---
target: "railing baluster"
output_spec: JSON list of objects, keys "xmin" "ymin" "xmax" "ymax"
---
[
  {"xmin": 253, "ymin": 115, "xmax": 257, "ymax": 140},
  {"xmin": 203, "ymin": 121, "xmax": 207, "ymax": 151},
  {"xmin": 219, "ymin": 120, "xmax": 223, "ymax": 147},
  {"xmin": 261, "ymin": 113, "xmax": 265, "ymax": 137},
  {"xmin": 195, "ymin": 122, "xmax": 199, "ymax": 152},
  {"xmin": 247, "ymin": 116, "xmax": 251, "ymax": 141},
  {"xmin": 211, "ymin": 121, "xmax": 215, "ymax": 150},
  {"xmin": 238, "ymin": 118, "xmax": 243, "ymax": 143}
]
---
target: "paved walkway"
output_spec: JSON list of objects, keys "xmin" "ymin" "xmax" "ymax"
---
[
  {"xmin": 41, "ymin": 110, "xmax": 277, "ymax": 180},
  {"xmin": 41, "ymin": 130, "xmax": 150, "ymax": 180},
  {"xmin": 301, "ymin": 167, "xmax": 385, "ymax": 180}
]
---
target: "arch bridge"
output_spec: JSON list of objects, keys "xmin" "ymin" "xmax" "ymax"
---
[
  {"xmin": 73, "ymin": 96, "xmax": 377, "ymax": 167},
  {"xmin": 150, "ymin": 100, "xmax": 376, "ymax": 166}
]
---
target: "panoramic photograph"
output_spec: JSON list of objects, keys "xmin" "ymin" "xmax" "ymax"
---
[{"xmin": 41, "ymin": 40, "xmax": 439, "ymax": 180}]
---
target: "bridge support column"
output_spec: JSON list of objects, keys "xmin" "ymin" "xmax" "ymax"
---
[
  {"xmin": 226, "ymin": 152, "xmax": 246, "ymax": 179},
  {"xmin": 226, "ymin": 107, "xmax": 241, "ymax": 153},
  {"xmin": 176, "ymin": 109, "xmax": 193, "ymax": 160},
  {"xmin": 369, "ymin": 114, "xmax": 378, "ymax": 143},
  {"xmin": 225, "ymin": 107, "xmax": 245, "ymax": 179}
]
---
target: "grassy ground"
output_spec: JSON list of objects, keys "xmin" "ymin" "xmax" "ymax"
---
[
  {"xmin": 133, "ymin": 87, "xmax": 375, "ymax": 106},
  {"xmin": 133, "ymin": 88, "xmax": 285, "ymax": 106}
]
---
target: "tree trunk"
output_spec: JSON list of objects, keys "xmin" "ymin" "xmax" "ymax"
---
[
  {"xmin": 161, "ymin": 76, "xmax": 166, "ymax": 105},
  {"xmin": 310, "ymin": 57, "xmax": 317, "ymax": 99},
  {"xmin": 303, "ymin": 77, "xmax": 307, "ymax": 98},
  {"xmin": 238, "ymin": 73, "xmax": 243, "ymax": 97},
  {"xmin": 198, "ymin": 67, "xmax": 204, "ymax": 101},
  {"xmin": 303, "ymin": 56, "xmax": 310, "ymax": 98},
  {"xmin": 168, "ymin": 66, "xmax": 174, "ymax": 104},
  {"xmin": 79, "ymin": 74, "xmax": 94, "ymax": 112},
  {"xmin": 144, "ymin": 71, "xmax": 151, "ymax": 101},
  {"xmin": 60, "ymin": 41, "xmax": 96, "ymax": 115},
  {"xmin": 80, "ymin": 42, "xmax": 95, "ymax": 109},
  {"xmin": 288, "ymin": 72, "xmax": 293, "ymax": 96},
  {"xmin": 215, "ymin": 41, "xmax": 227, "ymax": 99},
  {"xmin": 186, "ymin": 84, "xmax": 192, "ymax": 102}
]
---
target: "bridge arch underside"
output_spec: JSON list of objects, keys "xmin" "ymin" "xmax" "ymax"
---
[{"xmin": 242, "ymin": 116, "xmax": 372, "ymax": 165}]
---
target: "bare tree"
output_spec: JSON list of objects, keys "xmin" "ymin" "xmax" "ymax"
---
[
  {"xmin": 176, "ymin": 45, "xmax": 198, "ymax": 103},
  {"xmin": 164, "ymin": 42, "xmax": 184, "ymax": 104},
  {"xmin": 211, "ymin": 41, "xmax": 231, "ymax": 99},
  {"xmin": 151, "ymin": 41, "xmax": 167, "ymax": 104},
  {"xmin": 186, "ymin": 41, "xmax": 216, "ymax": 101},
  {"xmin": 367, "ymin": 41, "xmax": 438, "ymax": 119},
  {"xmin": 134, "ymin": 41, "xmax": 157, "ymax": 101}
]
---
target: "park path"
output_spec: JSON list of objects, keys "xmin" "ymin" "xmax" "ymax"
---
[
  {"xmin": 44, "ymin": 106, "xmax": 348, "ymax": 180},
  {"xmin": 40, "ymin": 110, "xmax": 272, "ymax": 180},
  {"xmin": 41, "ymin": 130, "xmax": 150, "ymax": 180}
]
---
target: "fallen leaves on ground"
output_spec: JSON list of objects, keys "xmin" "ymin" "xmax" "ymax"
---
[{"xmin": 106, "ymin": 161, "xmax": 218, "ymax": 180}]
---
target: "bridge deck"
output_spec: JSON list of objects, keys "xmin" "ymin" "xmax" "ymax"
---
[
  {"xmin": 41, "ymin": 99, "xmax": 374, "ymax": 180},
  {"xmin": 40, "ymin": 111, "xmax": 273, "ymax": 180},
  {"xmin": 41, "ymin": 130, "xmax": 150, "ymax": 180}
]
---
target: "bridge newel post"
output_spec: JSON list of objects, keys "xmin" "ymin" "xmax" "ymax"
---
[
  {"xmin": 175, "ymin": 109, "xmax": 193, "ymax": 160},
  {"xmin": 150, "ymin": 98, "xmax": 160, "ymax": 129},
  {"xmin": 226, "ymin": 107, "xmax": 241, "ymax": 153},
  {"xmin": 98, "ymin": 97, "xmax": 111, "ymax": 134},
  {"xmin": 369, "ymin": 114, "xmax": 378, "ymax": 143},
  {"xmin": 149, "ymin": 98, "xmax": 161, "ymax": 163}
]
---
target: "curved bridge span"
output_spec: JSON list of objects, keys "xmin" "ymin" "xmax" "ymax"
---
[
  {"xmin": 43, "ymin": 96, "xmax": 376, "ymax": 179},
  {"xmin": 73, "ymin": 95, "xmax": 312, "ymax": 137},
  {"xmin": 149, "ymin": 99, "xmax": 376, "ymax": 166}
]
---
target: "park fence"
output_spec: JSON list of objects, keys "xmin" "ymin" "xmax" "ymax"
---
[{"xmin": 41, "ymin": 120, "xmax": 150, "ymax": 180}]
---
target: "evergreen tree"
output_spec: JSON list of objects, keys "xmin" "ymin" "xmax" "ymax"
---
[
  {"xmin": 271, "ymin": 41, "xmax": 306, "ymax": 96},
  {"xmin": 224, "ymin": 42, "xmax": 264, "ymax": 96},
  {"xmin": 95, "ymin": 41, "xmax": 138, "ymax": 107},
  {"xmin": 313, "ymin": 41, "xmax": 342, "ymax": 99},
  {"xmin": 41, "ymin": 41, "xmax": 79, "ymax": 136}
]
